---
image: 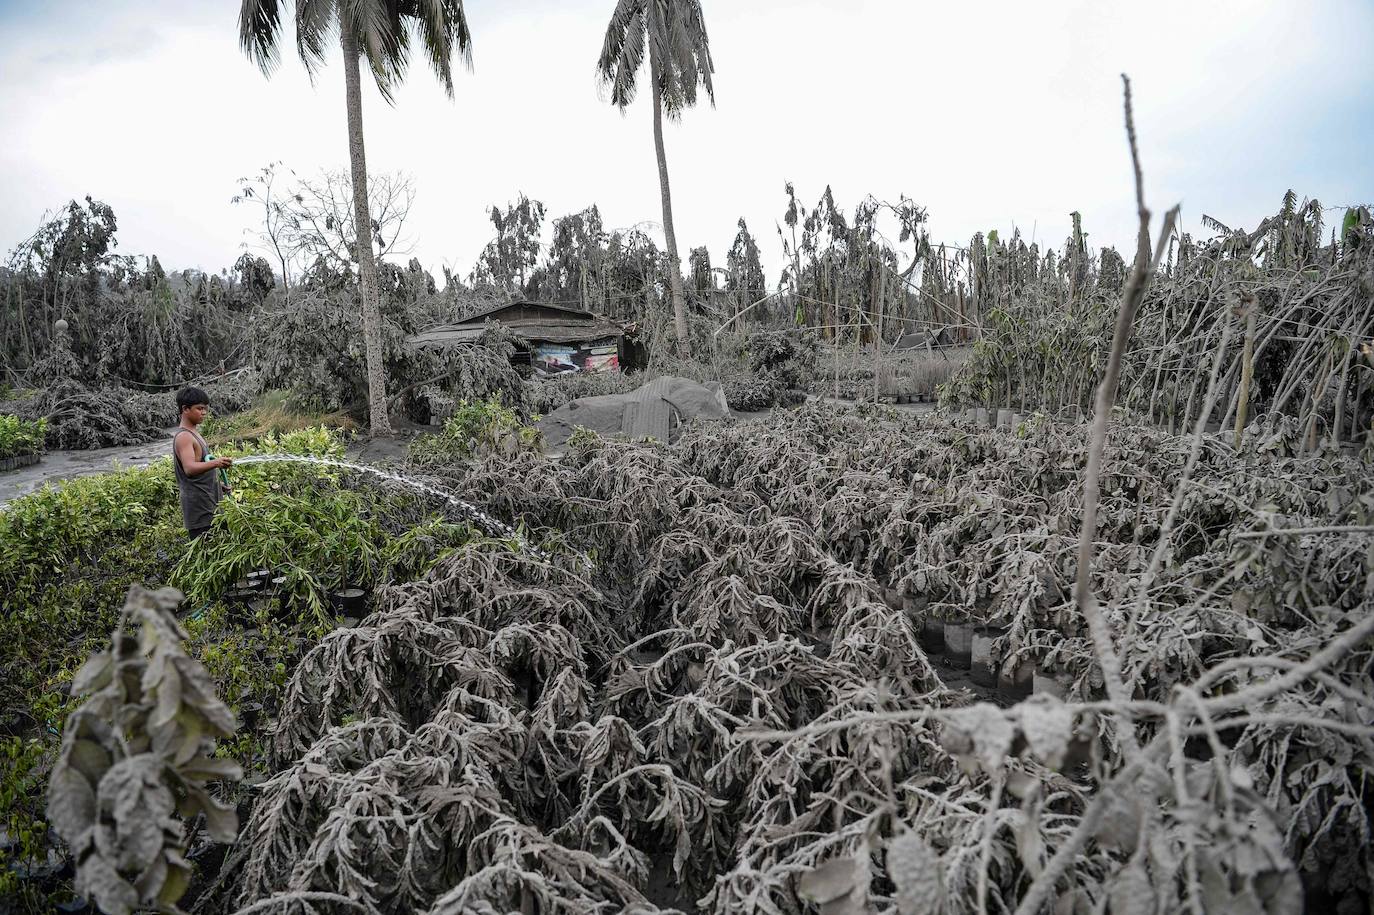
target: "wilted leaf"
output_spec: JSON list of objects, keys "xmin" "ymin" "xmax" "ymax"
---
[
  {"xmin": 133, "ymin": 848, "xmax": 169, "ymax": 902},
  {"xmin": 1108, "ymin": 859, "xmax": 1156, "ymax": 915},
  {"xmin": 47, "ymin": 763, "xmax": 97, "ymax": 843},
  {"xmin": 76, "ymin": 853, "xmax": 140, "ymax": 915},
  {"xmin": 1094, "ymin": 793, "xmax": 1142, "ymax": 856},
  {"xmin": 71, "ymin": 649, "xmax": 114, "ymax": 695},
  {"xmin": 158, "ymin": 852, "xmax": 192, "ymax": 906},
  {"xmin": 67, "ymin": 738, "xmax": 112, "ymax": 785},
  {"xmin": 888, "ymin": 831, "xmax": 942, "ymax": 915},
  {"xmin": 801, "ymin": 855, "xmax": 862, "ymax": 905},
  {"xmin": 150, "ymin": 662, "xmax": 182, "ymax": 730},
  {"xmin": 944, "ymin": 704, "xmax": 1014, "ymax": 771},
  {"xmin": 178, "ymin": 754, "xmax": 244, "ymax": 783},
  {"xmin": 185, "ymin": 785, "xmax": 240, "ymax": 843},
  {"xmin": 173, "ymin": 655, "xmax": 237, "ymax": 737},
  {"xmin": 1020, "ymin": 697, "xmax": 1074, "ymax": 769}
]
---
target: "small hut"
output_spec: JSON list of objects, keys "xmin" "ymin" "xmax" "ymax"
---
[{"xmin": 408, "ymin": 300, "xmax": 627, "ymax": 374}]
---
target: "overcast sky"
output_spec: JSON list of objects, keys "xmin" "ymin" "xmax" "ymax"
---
[{"xmin": 1, "ymin": 0, "xmax": 1371, "ymax": 286}]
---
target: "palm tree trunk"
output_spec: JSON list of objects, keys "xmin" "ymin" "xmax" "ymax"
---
[
  {"xmin": 651, "ymin": 78, "xmax": 690, "ymax": 356},
  {"xmin": 341, "ymin": 27, "xmax": 393, "ymax": 435}
]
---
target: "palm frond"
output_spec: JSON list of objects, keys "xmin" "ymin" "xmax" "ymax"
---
[
  {"xmin": 239, "ymin": 0, "xmax": 286, "ymax": 75},
  {"xmin": 295, "ymin": 0, "xmax": 336, "ymax": 77},
  {"xmin": 391, "ymin": 0, "xmax": 473, "ymax": 98},
  {"xmin": 652, "ymin": 0, "xmax": 714, "ymax": 121},
  {"xmin": 645, "ymin": 0, "xmax": 672, "ymax": 103},
  {"xmin": 597, "ymin": 0, "xmax": 647, "ymax": 110},
  {"xmin": 683, "ymin": 0, "xmax": 715, "ymax": 103},
  {"xmin": 340, "ymin": 0, "xmax": 406, "ymax": 103}
]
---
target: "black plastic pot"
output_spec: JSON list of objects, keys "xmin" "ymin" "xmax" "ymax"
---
[
  {"xmin": 919, "ymin": 619, "xmax": 945, "ymax": 654},
  {"xmin": 238, "ymin": 701, "xmax": 263, "ymax": 731},
  {"xmin": 332, "ymin": 587, "xmax": 367, "ymax": 614}
]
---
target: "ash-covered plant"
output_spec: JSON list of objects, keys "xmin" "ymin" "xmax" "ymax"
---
[
  {"xmin": 747, "ymin": 329, "xmax": 816, "ymax": 387},
  {"xmin": 524, "ymin": 370, "xmax": 639, "ymax": 415},
  {"xmin": 46, "ymin": 585, "xmax": 242, "ymax": 915},
  {"xmin": 14, "ymin": 381, "xmax": 168, "ymax": 450}
]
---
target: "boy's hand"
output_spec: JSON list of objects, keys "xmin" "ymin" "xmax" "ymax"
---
[{"xmin": 213, "ymin": 456, "xmax": 234, "ymax": 469}]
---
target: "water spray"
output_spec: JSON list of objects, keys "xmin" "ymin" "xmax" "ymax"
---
[{"xmin": 230, "ymin": 453, "xmax": 546, "ymax": 559}]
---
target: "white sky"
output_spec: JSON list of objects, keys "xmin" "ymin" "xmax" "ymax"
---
[{"xmin": 1, "ymin": 0, "xmax": 1371, "ymax": 286}]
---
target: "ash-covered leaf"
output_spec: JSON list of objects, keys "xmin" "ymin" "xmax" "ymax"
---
[
  {"xmin": 888, "ymin": 830, "xmax": 942, "ymax": 915},
  {"xmin": 76, "ymin": 852, "xmax": 140, "ymax": 915},
  {"xmin": 800, "ymin": 855, "xmax": 862, "ymax": 905},
  {"xmin": 178, "ymin": 754, "xmax": 244, "ymax": 783},
  {"xmin": 46, "ymin": 763, "xmax": 97, "ymax": 844},
  {"xmin": 71, "ymin": 648, "xmax": 114, "ymax": 695},
  {"xmin": 1095, "ymin": 792, "xmax": 1143, "ymax": 856},
  {"xmin": 158, "ymin": 851, "xmax": 193, "ymax": 907},
  {"xmin": 1019, "ymin": 696, "xmax": 1075, "ymax": 769},
  {"xmin": 943, "ymin": 703, "xmax": 1014, "ymax": 771},
  {"xmin": 98, "ymin": 757, "xmax": 176, "ymax": 872},
  {"xmin": 132, "ymin": 849, "xmax": 169, "ymax": 904},
  {"xmin": 66, "ymin": 738, "xmax": 112, "ymax": 785},
  {"xmin": 185, "ymin": 785, "xmax": 240, "ymax": 843},
  {"xmin": 1108, "ymin": 858, "xmax": 1156, "ymax": 915}
]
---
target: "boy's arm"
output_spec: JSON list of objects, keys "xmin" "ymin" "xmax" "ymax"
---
[{"xmin": 174, "ymin": 432, "xmax": 226, "ymax": 476}]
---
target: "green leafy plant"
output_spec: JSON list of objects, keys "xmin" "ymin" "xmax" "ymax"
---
[
  {"xmin": 0, "ymin": 737, "xmax": 48, "ymax": 901},
  {"xmin": 200, "ymin": 389, "xmax": 356, "ymax": 447},
  {"xmin": 408, "ymin": 395, "xmax": 542, "ymax": 466},
  {"xmin": 0, "ymin": 414, "xmax": 45, "ymax": 460},
  {"xmin": 173, "ymin": 485, "xmax": 387, "ymax": 630}
]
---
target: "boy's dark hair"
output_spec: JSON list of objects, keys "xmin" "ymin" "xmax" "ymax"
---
[{"xmin": 176, "ymin": 387, "xmax": 210, "ymax": 413}]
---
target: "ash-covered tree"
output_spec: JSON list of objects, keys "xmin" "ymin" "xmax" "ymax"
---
[
  {"xmin": 726, "ymin": 218, "xmax": 765, "ymax": 319},
  {"xmin": 238, "ymin": 0, "xmax": 473, "ymax": 436},
  {"xmin": 779, "ymin": 186, "xmax": 933, "ymax": 343},
  {"xmin": 597, "ymin": 0, "xmax": 715, "ymax": 356},
  {"xmin": 524, "ymin": 205, "xmax": 669, "ymax": 326},
  {"xmin": 234, "ymin": 252, "xmax": 276, "ymax": 309},
  {"xmin": 284, "ymin": 168, "xmax": 417, "ymax": 272},
  {"xmin": 472, "ymin": 194, "xmax": 546, "ymax": 295},
  {"xmin": 1, "ymin": 203, "xmax": 241, "ymax": 389},
  {"xmin": 688, "ymin": 245, "xmax": 713, "ymax": 296},
  {"xmin": 232, "ymin": 161, "xmax": 296, "ymax": 307},
  {"xmin": 530, "ymin": 205, "xmax": 607, "ymax": 305},
  {"xmin": 1, "ymin": 197, "xmax": 118, "ymax": 373}
]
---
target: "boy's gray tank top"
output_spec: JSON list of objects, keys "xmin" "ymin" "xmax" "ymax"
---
[{"xmin": 173, "ymin": 428, "xmax": 220, "ymax": 531}]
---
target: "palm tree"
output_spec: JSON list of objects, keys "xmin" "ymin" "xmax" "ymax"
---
[
  {"xmin": 597, "ymin": 0, "xmax": 714, "ymax": 357},
  {"xmin": 238, "ymin": 0, "xmax": 472, "ymax": 434}
]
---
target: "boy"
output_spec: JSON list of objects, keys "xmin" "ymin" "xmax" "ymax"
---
[{"xmin": 173, "ymin": 387, "xmax": 232, "ymax": 539}]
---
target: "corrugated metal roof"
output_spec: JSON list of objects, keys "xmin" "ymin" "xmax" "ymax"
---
[
  {"xmin": 457, "ymin": 299, "xmax": 598, "ymax": 325},
  {"xmin": 409, "ymin": 316, "xmax": 624, "ymax": 348}
]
